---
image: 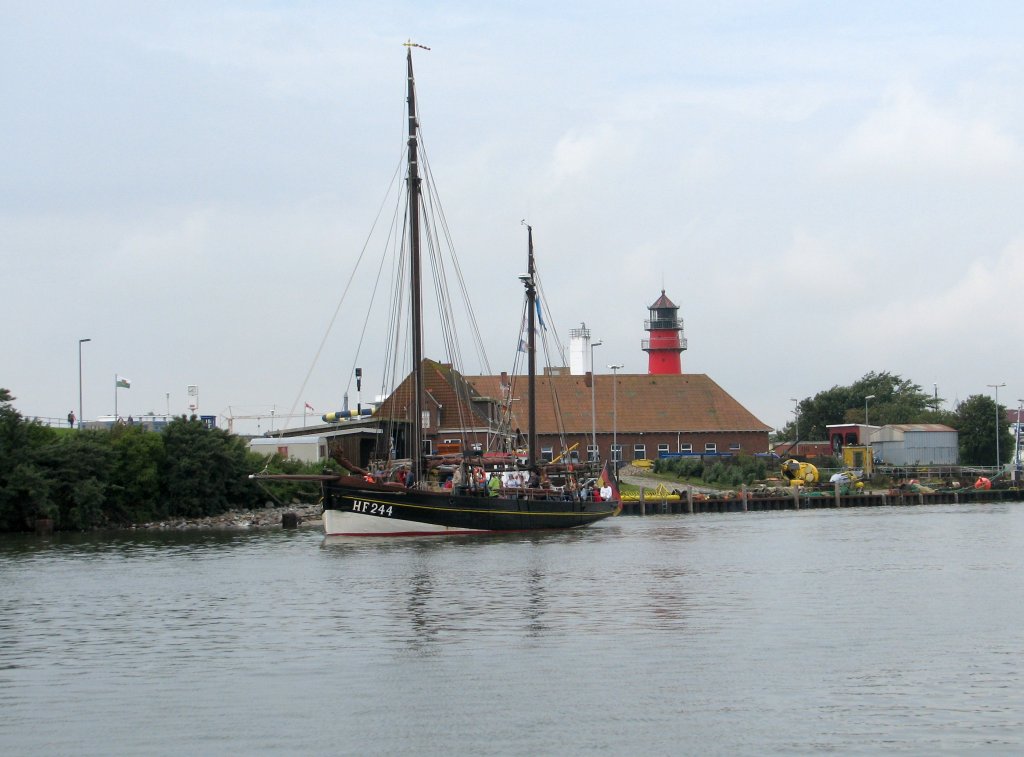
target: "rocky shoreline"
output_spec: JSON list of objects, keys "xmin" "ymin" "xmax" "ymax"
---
[{"xmin": 128, "ymin": 503, "xmax": 323, "ymax": 531}]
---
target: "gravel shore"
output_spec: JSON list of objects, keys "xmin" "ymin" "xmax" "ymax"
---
[{"xmin": 129, "ymin": 503, "xmax": 323, "ymax": 531}]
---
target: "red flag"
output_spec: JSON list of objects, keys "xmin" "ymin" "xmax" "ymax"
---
[{"xmin": 304, "ymin": 402, "xmax": 314, "ymax": 411}]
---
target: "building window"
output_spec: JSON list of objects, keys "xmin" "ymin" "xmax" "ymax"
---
[
  {"xmin": 421, "ymin": 410, "xmax": 431, "ymax": 428},
  {"xmin": 633, "ymin": 444, "xmax": 646, "ymax": 460},
  {"xmin": 422, "ymin": 439, "xmax": 433, "ymax": 455},
  {"xmin": 587, "ymin": 444, "xmax": 598, "ymax": 462},
  {"xmin": 658, "ymin": 444, "xmax": 670, "ymax": 457},
  {"xmin": 679, "ymin": 443, "xmax": 692, "ymax": 453},
  {"xmin": 611, "ymin": 444, "xmax": 623, "ymax": 462},
  {"xmin": 541, "ymin": 446, "xmax": 554, "ymax": 462},
  {"xmin": 704, "ymin": 442, "xmax": 717, "ymax": 453},
  {"xmin": 729, "ymin": 442, "xmax": 741, "ymax": 451}
]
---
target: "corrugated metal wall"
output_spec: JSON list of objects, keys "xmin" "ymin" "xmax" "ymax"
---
[{"xmin": 875, "ymin": 430, "xmax": 958, "ymax": 465}]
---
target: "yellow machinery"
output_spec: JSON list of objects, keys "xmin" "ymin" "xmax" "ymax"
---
[
  {"xmin": 781, "ymin": 459, "xmax": 819, "ymax": 487},
  {"xmin": 842, "ymin": 445, "xmax": 874, "ymax": 476}
]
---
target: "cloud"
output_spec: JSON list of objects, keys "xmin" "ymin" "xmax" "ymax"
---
[
  {"xmin": 829, "ymin": 84, "xmax": 1022, "ymax": 176},
  {"xmin": 872, "ymin": 236, "xmax": 1024, "ymax": 343},
  {"xmin": 545, "ymin": 123, "xmax": 633, "ymax": 186}
]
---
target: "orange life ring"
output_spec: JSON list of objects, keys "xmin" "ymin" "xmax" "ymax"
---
[{"xmin": 474, "ymin": 467, "xmax": 485, "ymax": 484}]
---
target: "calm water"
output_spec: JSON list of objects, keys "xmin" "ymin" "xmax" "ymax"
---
[{"xmin": 3, "ymin": 504, "xmax": 1024, "ymax": 755}]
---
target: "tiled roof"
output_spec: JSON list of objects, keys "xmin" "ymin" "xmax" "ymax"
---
[{"xmin": 467, "ymin": 372, "xmax": 770, "ymax": 434}]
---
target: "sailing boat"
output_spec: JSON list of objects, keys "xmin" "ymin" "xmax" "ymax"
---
[{"xmin": 257, "ymin": 46, "xmax": 619, "ymax": 536}]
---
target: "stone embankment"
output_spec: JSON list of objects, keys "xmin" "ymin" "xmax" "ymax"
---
[{"xmin": 130, "ymin": 503, "xmax": 322, "ymax": 531}]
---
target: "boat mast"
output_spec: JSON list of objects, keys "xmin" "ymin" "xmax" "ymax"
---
[
  {"xmin": 406, "ymin": 47, "xmax": 424, "ymax": 482},
  {"xmin": 523, "ymin": 225, "xmax": 537, "ymax": 469}
]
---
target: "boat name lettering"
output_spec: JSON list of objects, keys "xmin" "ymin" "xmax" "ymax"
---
[{"xmin": 352, "ymin": 499, "xmax": 393, "ymax": 517}]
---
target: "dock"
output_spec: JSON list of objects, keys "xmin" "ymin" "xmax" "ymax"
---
[{"xmin": 619, "ymin": 485, "xmax": 1024, "ymax": 516}]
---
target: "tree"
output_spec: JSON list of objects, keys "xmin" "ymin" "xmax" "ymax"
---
[
  {"xmin": 776, "ymin": 371, "xmax": 953, "ymax": 441},
  {"xmin": 159, "ymin": 416, "xmax": 261, "ymax": 517},
  {"xmin": 0, "ymin": 388, "xmax": 58, "ymax": 529},
  {"xmin": 955, "ymin": 394, "xmax": 1013, "ymax": 466}
]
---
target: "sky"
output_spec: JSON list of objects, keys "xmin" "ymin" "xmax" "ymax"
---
[{"xmin": 4, "ymin": 1, "xmax": 1024, "ymax": 437}]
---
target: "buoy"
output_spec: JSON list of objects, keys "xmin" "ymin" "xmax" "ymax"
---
[{"xmin": 973, "ymin": 477, "xmax": 992, "ymax": 491}]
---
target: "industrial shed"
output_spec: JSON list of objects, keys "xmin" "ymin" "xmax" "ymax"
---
[{"xmin": 872, "ymin": 424, "xmax": 958, "ymax": 466}]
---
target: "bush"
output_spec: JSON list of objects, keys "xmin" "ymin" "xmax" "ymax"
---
[{"xmin": 0, "ymin": 389, "xmax": 270, "ymax": 531}]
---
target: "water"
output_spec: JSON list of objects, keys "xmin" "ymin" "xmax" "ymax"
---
[{"xmin": 3, "ymin": 504, "xmax": 1024, "ymax": 755}]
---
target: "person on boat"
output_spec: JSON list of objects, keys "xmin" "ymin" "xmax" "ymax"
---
[
  {"xmin": 487, "ymin": 471, "xmax": 501, "ymax": 497},
  {"xmin": 405, "ymin": 468, "xmax": 416, "ymax": 488},
  {"xmin": 600, "ymin": 482, "xmax": 613, "ymax": 501},
  {"xmin": 452, "ymin": 464, "xmax": 465, "ymax": 491},
  {"xmin": 526, "ymin": 469, "xmax": 540, "ymax": 488}
]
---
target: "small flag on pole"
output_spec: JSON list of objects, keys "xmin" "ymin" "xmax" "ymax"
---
[
  {"xmin": 597, "ymin": 461, "xmax": 620, "ymax": 502},
  {"xmin": 116, "ymin": 376, "xmax": 131, "ymax": 389},
  {"xmin": 305, "ymin": 402, "xmax": 314, "ymax": 412}
]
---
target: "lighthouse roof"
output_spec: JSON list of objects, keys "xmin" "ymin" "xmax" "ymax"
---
[{"xmin": 649, "ymin": 290, "xmax": 677, "ymax": 310}]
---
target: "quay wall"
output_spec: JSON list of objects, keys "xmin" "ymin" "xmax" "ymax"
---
[{"xmin": 619, "ymin": 487, "xmax": 1023, "ymax": 516}]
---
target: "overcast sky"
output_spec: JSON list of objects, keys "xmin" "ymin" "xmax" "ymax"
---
[{"xmin": 5, "ymin": 1, "xmax": 1024, "ymax": 436}]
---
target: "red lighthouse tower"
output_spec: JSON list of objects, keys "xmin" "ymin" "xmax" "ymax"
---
[{"xmin": 642, "ymin": 290, "xmax": 687, "ymax": 374}]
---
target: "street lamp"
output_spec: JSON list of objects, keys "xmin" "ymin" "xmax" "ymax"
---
[
  {"xmin": 78, "ymin": 338, "xmax": 91, "ymax": 429},
  {"xmin": 988, "ymin": 383, "xmax": 1006, "ymax": 471},
  {"xmin": 865, "ymin": 394, "xmax": 875, "ymax": 428},
  {"xmin": 1016, "ymin": 399, "xmax": 1023, "ymax": 481},
  {"xmin": 608, "ymin": 364, "xmax": 623, "ymax": 470},
  {"xmin": 589, "ymin": 340, "xmax": 602, "ymax": 462}
]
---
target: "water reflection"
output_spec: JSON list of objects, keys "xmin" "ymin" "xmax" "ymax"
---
[{"xmin": 4, "ymin": 508, "xmax": 1024, "ymax": 755}]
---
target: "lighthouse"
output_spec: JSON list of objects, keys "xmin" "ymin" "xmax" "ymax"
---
[{"xmin": 642, "ymin": 290, "xmax": 687, "ymax": 374}]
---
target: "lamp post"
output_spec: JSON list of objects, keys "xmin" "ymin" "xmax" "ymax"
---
[
  {"xmin": 790, "ymin": 398, "xmax": 799, "ymax": 442},
  {"xmin": 78, "ymin": 338, "xmax": 91, "ymax": 429},
  {"xmin": 1016, "ymin": 399, "xmax": 1023, "ymax": 481},
  {"xmin": 988, "ymin": 383, "xmax": 1006, "ymax": 470},
  {"xmin": 589, "ymin": 340, "xmax": 602, "ymax": 462},
  {"xmin": 608, "ymin": 364, "xmax": 623, "ymax": 471},
  {"xmin": 865, "ymin": 394, "xmax": 875, "ymax": 428}
]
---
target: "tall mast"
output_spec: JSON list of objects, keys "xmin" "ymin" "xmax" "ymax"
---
[
  {"xmin": 523, "ymin": 225, "xmax": 537, "ymax": 468},
  {"xmin": 406, "ymin": 48, "xmax": 424, "ymax": 480}
]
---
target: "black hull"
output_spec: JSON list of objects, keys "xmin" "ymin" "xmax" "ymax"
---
[{"xmin": 323, "ymin": 481, "xmax": 618, "ymax": 535}]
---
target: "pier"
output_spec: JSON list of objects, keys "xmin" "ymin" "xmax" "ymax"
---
[{"xmin": 619, "ymin": 485, "xmax": 1023, "ymax": 516}]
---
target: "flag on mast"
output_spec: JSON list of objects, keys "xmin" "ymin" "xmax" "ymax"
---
[
  {"xmin": 304, "ymin": 402, "xmax": 314, "ymax": 412},
  {"xmin": 116, "ymin": 376, "xmax": 131, "ymax": 389}
]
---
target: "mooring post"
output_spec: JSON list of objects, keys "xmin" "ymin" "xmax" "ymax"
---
[
  {"xmin": 741, "ymin": 485, "xmax": 748, "ymax": 512},
  {"xmin": 792, "ymin": 486, "xmax": 800, "ymax": 510},
  {"xmin": 639, "ymin": 487, "xmax": 646, "ymax": 517},
  {"xmin": 834, "ymin": 481, "xmax": 841, "ymax": 508},
  {"xmin": 686, "ymin": 485, "xmax": 693, "ymax": 514}
]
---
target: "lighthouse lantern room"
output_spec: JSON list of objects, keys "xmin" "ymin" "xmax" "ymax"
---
[{"xmin": 642, "ymin": 290, "xmax": 687, "ymax": 374}]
